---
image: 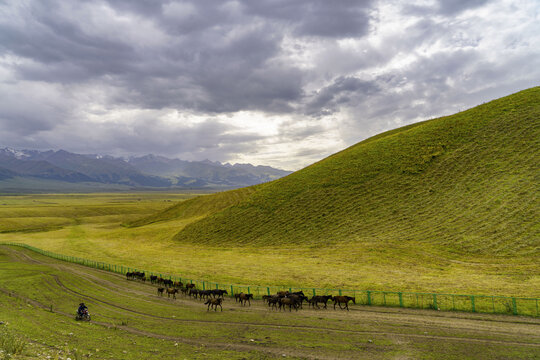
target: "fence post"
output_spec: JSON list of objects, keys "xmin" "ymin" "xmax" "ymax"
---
[
  {"xmin": 231, "ymin": 285, "xmax": 234, "ymax": 297},
  {"xmin": 339, "ymin": 289, "xmax": 342, "ymax": 296},
  {"xmin": 512, "ymin": 297, "xmax": 517, "ymax": 315},
  {"xmin": 433, "ymin": 294, "xmax": 438, "ymax": 310},
  {"xmin": 398, "ymin": 292, "xmax": 403, "ymax": 307},
  {"xmin": 268, "ymin": 287, "xmax": 271, "ymax": 296},
  {"xmin": 248, "ymin": 287, "xmax": 251, "ymax": 294},
  {"xmin": 312, "ymin": 288, "xmax": 316, "ymax": 297},
  {"xmin": 367, "ymin": 291, "xmax": 372, "ymax": 305}
]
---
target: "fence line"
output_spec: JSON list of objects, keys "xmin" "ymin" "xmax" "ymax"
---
[{"xmin": 1, "ymin": 242, "xmax": 538, "ymax": 317}]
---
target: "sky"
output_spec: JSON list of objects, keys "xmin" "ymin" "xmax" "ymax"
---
[{"xmin": 0, "ymin": 0, "xmax": 538, "ymax": 171}]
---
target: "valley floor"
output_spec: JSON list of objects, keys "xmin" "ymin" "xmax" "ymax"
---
[
  {"xmin": 1, "ymin": 245, "xmax": 539, "ymax": 359},
  {"xmin": 0, "ymin": 193, "xmax": 538, "ymax": 298}
]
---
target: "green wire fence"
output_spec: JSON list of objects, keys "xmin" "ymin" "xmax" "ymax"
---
[{"xmin": 1, "ymin": 242, "xmax": 538, "ymax": 317}]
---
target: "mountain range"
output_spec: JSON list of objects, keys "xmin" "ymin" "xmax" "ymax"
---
[{"xmin": 0, "ymin": 148, "xmax": 291, "ymax": 191}]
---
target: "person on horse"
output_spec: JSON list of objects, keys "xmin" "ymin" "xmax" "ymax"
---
[{"xmin": 77, "ymin": 302, "xmax": 88, "ymax": 316}]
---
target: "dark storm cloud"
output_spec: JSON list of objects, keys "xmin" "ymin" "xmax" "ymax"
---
[
  {"xmin": 1, "ymin": 0, "xmax": 307, "ymax": 113},
  {"xmin": 0, "ymin": 1, "xmax": 135, "ymax": 83}
]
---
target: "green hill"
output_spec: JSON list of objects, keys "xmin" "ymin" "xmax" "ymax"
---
[{"xmin": 138, "ymin": 88, "xmax": 539, "ymax": 257}]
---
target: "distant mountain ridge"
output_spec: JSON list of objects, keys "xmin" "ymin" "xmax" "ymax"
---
[{"xmin": 0, "ymin": 148, "xmax": 291, "ymax": 191}]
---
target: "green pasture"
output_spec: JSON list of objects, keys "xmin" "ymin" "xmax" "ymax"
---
[
  {"xmin": 0, "ymin": 192, "xmax": 538, "ymax": 299},
  {"xmin": 1, "ymin": 245, "xmax": 539, "ymax": 360}
]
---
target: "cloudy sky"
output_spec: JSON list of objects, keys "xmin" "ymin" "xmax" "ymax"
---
[{"xmin": 0, "ymin": 0, "xmax": 538, "ymax": 170}]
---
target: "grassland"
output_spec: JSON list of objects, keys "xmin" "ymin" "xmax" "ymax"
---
[
  {"xmin": 1, "ymin": 245, "xmax": 539, "ymax": 360},
  {"xmin": 0, "ymin": 88, "xmax": 538, "ymax": 299},
  {"xmin": 0, "ymin": 192, "xmax": 538, "ymax": 298}
]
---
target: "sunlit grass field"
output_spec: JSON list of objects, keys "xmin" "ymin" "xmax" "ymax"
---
[{"xmin": 0, "ymin": 192, "xmax": 537, "ymax": 298}]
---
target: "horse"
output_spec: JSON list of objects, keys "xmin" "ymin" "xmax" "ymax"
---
[
  {"xmin": 279, "ymin": 296, "xmax": 300, "ymax": 312},
  {"xmin": 211, "ymin": 289, "xmax": 228, "ymax": 298},
  {"xmin": 166, "ymin": 288, "xmax": 178, "ymax": 299},
  {"xmin": 198, "ymin": 290, "xmax": 212, "ymax": 300},
  {"xmin": 150, "ymin": 275, "xmax": 158, "ymax": 284},
  {"xmin": 309, "ymin": 295, "xmax": 333, "ymax": 309},
  {"xmin": 205, "ymin": 298, "xmax": 223, "ymax": 311},
  {"xmin": 238, "ymin": 293, "xmax": 253, "ymax": 306},
  {"xmin": 332, "ymin": 296, "xmax": 355, "ymax": 310},
  {"xmin": 287, "ymin": 293, "xmax": 308, "ymax": 309},
  {"xmin": 185, "ymin": 283, "xmax": 196, "ymax": 290},
  {"xmin": 157, "ymin": 287, "xmax": 164, "ymax": 296},
  {"xmin": 267, "ymin": 295, "xmax": 280, "ymax": 310},
  {"xmin": 189, "ymin": 288, "xmax": 199, "ymax": 298}
]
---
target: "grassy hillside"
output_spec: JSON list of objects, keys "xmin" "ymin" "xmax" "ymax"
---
[
  {"xmin": 127, "ymin": 186, "xmax": 257, "ymax": 227},
  {"xmin": 168, "ymin": 87, "xmax": 539, "ymax": 257}
]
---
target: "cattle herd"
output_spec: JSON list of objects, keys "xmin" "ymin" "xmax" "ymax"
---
[{"xmin": 126, "ymin": 272, "xmax": 356, "ymax": 312}]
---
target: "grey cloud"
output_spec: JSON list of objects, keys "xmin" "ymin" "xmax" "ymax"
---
[
  {"xmin": 278, "ymin": 122, "xmax": 327, "ymax": 142},
  {"xmin": 244, "ymin": 0, "xmax": 374, "ymax": 38},
  {"xmin": 437, "ymin": 0, "xmax": 491, "ymax": 15},
  {"xmin": 0, "ymin": 2, "xmax": 135, "ymax": 83},
  {"xmin": 403, "ymin": 0, "xmax": 492, "ymax": 16},
  {"xmin": 305, "ymin": 77, "xmax": 380, "ymax": 117},
  {"xmin": 0, "ymin": 0, "xmax": 377, "ymax": 120},
  {"xmin": 22, "ymin": 116, "xmax": 266, "ymax": 163}
]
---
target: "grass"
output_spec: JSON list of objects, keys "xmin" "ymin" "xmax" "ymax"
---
[
  {"xmin": 0, "ymin": 326, "xmax": 27, "ymax": 359},
  {"xmin": 1, "ymin": 245, "xmax": 538, "ymax": 359}
]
